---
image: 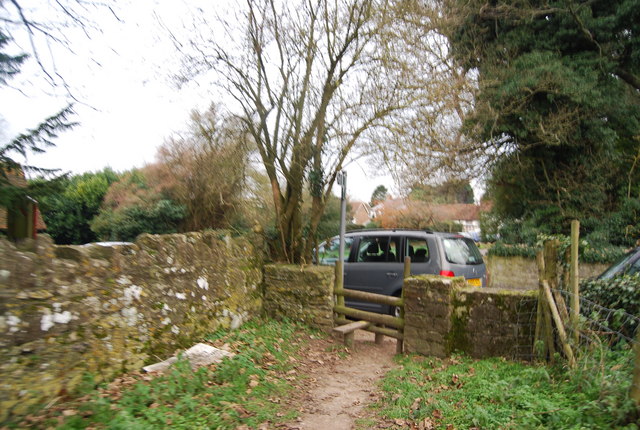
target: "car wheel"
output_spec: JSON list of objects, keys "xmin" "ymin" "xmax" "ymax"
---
[
  {"xmin": 389, "ymin": 291, "xmax": 402, "ymax": 317},
  {"xmin": 390, "ymin": 305, "xmax": 401, "ymax": 318}
]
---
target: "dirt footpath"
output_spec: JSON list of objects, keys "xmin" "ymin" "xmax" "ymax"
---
[{"xmin": 283, "ymin": 331, "xmax": 398, "ymax": 430}]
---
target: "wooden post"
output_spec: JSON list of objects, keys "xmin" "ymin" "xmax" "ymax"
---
[
  {"xmin": 534, "ymin": 251, "xmax": 544, "ymax": 357},
  {"xmin": 334, "ymin": 263, "xmax": 344, "ymax": 332},
  {"xmin": 403, "ymin": 256, "xmax": 411, "ymax": 279},
  {"xmin": 630, "ymin": 329, "xmax": 640, "ymax": 407},
  {"xmin": 395, "ymin": 257, "xmax": 410, "ymax": 354},
  {"xmin": 570, "ymin": 220, "xmax": 580, "ymax": 345},
  {"xmin": 544, "ymin": 240, "xmax": 570, "ymax": 336},
  {"xmin": 375, "ymin": 331, "xmax": 384, "ymax": 345},
  {"xmin": 536, "ymin": 250, "xmax": 555, "ymax": 360},
  {"xmin": 544, "ymin": 240, "xmax": 558, "ymax": 287},
  {"xmin": 335, "ymin": 262, "xmax": 344, "ymax": 308},
  {"xmin": 542, "ymin": 280, "xmax": 576, "ymax": 367}
]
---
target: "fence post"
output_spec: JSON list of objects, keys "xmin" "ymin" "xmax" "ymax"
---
[
  {"xmin": 536, "ymin": 250, "xmax": 556, "ymax": 361},
  {"xmin": 570, "ymin": 220, "xmax": 580, "ymax": 345},
  {"xmin": 335, "ymin": 262, "xmax": 344, "ymax": 308},
  {"xmin": 395, "ymin": 256, "xmax": 410, "ymax": 354},
  {"xmin": 547, "ymin": 239, "xmax": 571, "ymax": 324},
  {"xmin": 631, "ymin": 328, "xmax": 640, "ymax": 407},
  {"xmin": 542, "ymin": 280, "xmax": 576, "ymax": 368}
]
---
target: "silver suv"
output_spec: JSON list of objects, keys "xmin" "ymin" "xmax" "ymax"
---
[{"xmin": 317, "ymin": 229, "xmax": 486, "ymax": 314}]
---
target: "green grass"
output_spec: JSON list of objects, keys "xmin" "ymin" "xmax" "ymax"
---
[
  {"xmin": 374, "ymin": 346, "xmax": 639, "ymax": 429},
  {"xmin": 27, "ymin": 319, "xmax": 311, "ymax": 430}
]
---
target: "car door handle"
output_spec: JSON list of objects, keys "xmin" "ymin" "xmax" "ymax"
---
[{"xmin": 386, "ymin": 272, "xmax": 398, "ymax": 278}]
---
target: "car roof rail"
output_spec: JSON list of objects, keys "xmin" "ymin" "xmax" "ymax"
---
[{"xmin": 345, "ymin": 228, "xmax": 436, "ymax": 234}]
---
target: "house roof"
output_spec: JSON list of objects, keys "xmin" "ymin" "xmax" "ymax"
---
[
  {"xmin": 350, "ymin": 200, "xmax": 373, "ymax": 225},
  {"xmin": 372, "ymin": 197, "xmax": 406, "ymax": 215},
  {"xmin": 374, "ymin": 198, "xmax": 482, "ymax": 223},
  {"xmin": 429, "ymin": 203, "xmax": 481, "ymax": 222}
]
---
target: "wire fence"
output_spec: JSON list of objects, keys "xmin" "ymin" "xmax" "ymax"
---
[
  {"xmin": 524, "ymin": 283, "xmax": 640, "ymax": 359},
  {"xmin": 513, "ymin": 296, "xmax": 539, "ymax": 361},
  {"xmin": 543, "ymin": 284, "xmax": 637, "ymax": 411},
  {"xmin": 501, "ymin": 283, "xmax": 639, "ymax": 426}
]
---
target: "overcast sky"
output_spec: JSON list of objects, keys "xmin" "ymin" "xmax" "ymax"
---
[{"xmin": 0, "ymin": 0, "xmax": 394, "ymax": 202}]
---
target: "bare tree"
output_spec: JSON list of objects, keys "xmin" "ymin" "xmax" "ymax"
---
[
  {"xmin": 155, "ymin": 105, "xmax": 252, "ymax": 232},
  {"xmin": 175, "ymin": 0, "xmax": 430, "ymax": 263},
  {"xmin": 0, "ymin": 0, "xmax": 121, "ymax": 93},
  {"xmin": 373, "ymin": 0, "xmax": 485, "ymax": 193}
]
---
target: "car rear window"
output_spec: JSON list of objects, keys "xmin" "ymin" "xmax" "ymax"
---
[{"xmin": 442, "ymin": 237, "xmax": 483, "ymax": 265}]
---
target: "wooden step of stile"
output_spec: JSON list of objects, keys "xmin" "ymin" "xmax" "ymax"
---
[{"xmin": 333, "ymin": 320, "xmax": 370, "ymax": 348}]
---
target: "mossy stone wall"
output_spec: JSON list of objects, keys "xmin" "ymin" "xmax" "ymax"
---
[
  {"xmin": 262, "ymin": 265, "xmax": 334, "ymax": 331},
  {"xmin": 404, "ymin": 275, "xmax": 538, "ymax": 359},
  {"xmin": 0, "ymin": 232, "xmax": 262, "ymax": 422},
  {"xmin": 403, "ymin": 275, "xmax": 455, "ymax": 357},
  {"xmin": 486, "ymin": 255, "xmax": 608, "ymax": 290}
]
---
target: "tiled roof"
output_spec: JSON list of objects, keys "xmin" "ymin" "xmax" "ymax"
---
[
  {"xmin": 350, "ymin": 200, "xmax": 373, "ymax": 225},
  {"xmin": 375, "ymin": 198, "xmax": 482, "ymax": 222},
  {"xmin": 429, "ymin": 203, "xmax": 481, "ymax": 222}
]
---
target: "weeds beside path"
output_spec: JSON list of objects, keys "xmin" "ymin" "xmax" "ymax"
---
[{"xmin": 8, "ymin": 320, "xmax": 397, "ymax": 430}]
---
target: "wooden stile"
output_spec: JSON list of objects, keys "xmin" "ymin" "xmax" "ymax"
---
[{"xmin": 333, "ymin": 320, "xmax": 370, "ymax": 348}]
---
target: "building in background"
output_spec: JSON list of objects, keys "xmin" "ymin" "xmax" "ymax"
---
[{"xmin": 0, "ymin": 168, "xmax": 47, "ymax": 240}]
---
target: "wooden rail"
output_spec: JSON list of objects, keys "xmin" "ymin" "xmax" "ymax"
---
[
  {"xmin": 335, "ymin": 317, "xmax": 404, "ymax": 340},
  {"xmin": 333, "ymin": 304, "xmax": 404, "ymax": 329},
  {"xmin": 333, "ymin": 287, "xmax": 403, "ymax": 307}
]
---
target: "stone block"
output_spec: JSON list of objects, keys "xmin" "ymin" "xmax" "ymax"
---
[
  {"xmin": 405, "ymin": 313, "xmax": 451, "ymax": 333},
  {"xmin": 404, "ymin": 337, "xmax": 448, "ymax": 358},
  {"xmin": 54, "ymin": 246, "xmax": 86, "ymax": 262}
]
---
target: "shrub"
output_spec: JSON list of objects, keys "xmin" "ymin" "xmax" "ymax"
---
[
  {"xmin": 583, "ymin": 198, "xmax": 640, "ymax": 247},
  {"xmin": 580, "ymin": 274, "xmax": 640, "ymax": 337},
  {"xmin": 487, "ymin": 241, "xmax": 537, "ymax": 259},
  {"xmin": 91, "ymin": 200, "xmax": 185, "ymax": 242},
  {"xmin": 488, "ymin": 237, "xmax": 627, "ymax": 265}
]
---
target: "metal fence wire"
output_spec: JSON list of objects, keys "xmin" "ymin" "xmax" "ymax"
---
[{"xmin": 514, "ymin": 296, "xmax": 539, "ymax": 361}]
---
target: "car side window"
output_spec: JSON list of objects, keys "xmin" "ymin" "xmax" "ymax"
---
[
  {"xmin": 406, "ymin": 237, "xmax": 429, "ymax": 263},
  {"xmin": 356, "ymin": 236, "xmax": 399, "ymax": 262},
  {"xmin": 318, "ymin": 237, "xmax": 353, "ymax": 265}
]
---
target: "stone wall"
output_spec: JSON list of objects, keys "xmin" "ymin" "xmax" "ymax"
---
[
  {"xmin": 0, "ymin": 232, "xmax": 262, "ymax": 421},
  {"xmin": 486, "ymin": 255, "xmax": 608, "ymax": 290},
  {"xmin": 404, "ymin": 275, "xmax": 538, "ymax": 359},
  {"xmin": 403, "ymin": 275, "xmax": 455, "ymax": 358},
  {"xmin": 262, "ymin": 265, "xmax": 334, "ymax": 331}
]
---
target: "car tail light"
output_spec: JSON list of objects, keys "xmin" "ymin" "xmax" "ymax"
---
[{"xmin": 439, "ymin": 270, "xmax": 455, "ymax": 277}]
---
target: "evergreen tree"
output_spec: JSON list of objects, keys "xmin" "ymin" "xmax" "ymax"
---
[
  {"xmin": 370, "ymin": 185, "xmax": 389, "ymax": 206},
  {"xmin": 409, "ymin": 179, "xmax": 474, "ymax": 204},
  {"xmin": 444, "ymin": 0, "xmax": 640, "ymax": 238},
  {"xmin": 0, "ymin": 29, "xmax": 75, "ymax": 207}
]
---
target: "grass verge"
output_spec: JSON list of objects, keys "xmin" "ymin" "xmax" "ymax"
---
[
  {"xmin": 373, "ymin": 346, "xmax": 638, "ymax": 429},
  {"xmin": 13, "ymin": 318, "xmax": 313, "ymax": 430}
]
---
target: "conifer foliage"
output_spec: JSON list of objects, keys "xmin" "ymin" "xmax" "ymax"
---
[{"xmin": 444, "ymin": 0, "xmax": 640, "ymax": 241}]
